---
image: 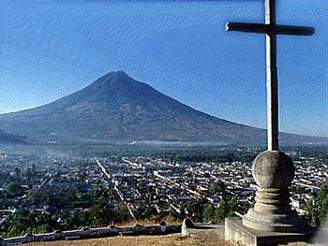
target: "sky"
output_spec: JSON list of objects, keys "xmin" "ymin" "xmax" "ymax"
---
[{"xmin": 0, "ymin": 0, "xmax": 327, "ymax": 137}]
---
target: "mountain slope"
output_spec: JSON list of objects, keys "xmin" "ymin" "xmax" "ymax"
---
[
  {"xmin": 0, "ymin": 71, "xmax": 324, "ymax": 145},
  {"xmin": 0, "ymin": 129, "xmax": 26, "ymax": 144}
]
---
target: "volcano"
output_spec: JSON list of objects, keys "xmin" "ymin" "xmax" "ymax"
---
[{"xmin": 0, "ymin": 71, "xmax": 324, "ymax": 145}]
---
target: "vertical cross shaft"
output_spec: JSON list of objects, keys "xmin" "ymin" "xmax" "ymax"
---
[
  {"xmin": 265, "ymin": 0, "xmax": 278, "ymax": 151},
  {"xmin": 226, "ymin": 1, "xmax": 314, "ymax": 151}
]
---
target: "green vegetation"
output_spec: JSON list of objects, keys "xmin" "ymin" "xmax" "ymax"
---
[
  {"xmin": 306, "ymin": 180, "xmax": 328, "ymax": 227},
  {"xmin": 5, "ymin": 211, "xmax": 58, "ymax": 237},
  {"xmin": 1, "ymin": 193, "xmax": 133, "ymax": 237},
  {"xmin": 5, "ymin": 182, "xmax": 25, "ymax": 197},
  {"xmin": 202, "ymin": 195, "xmax": 237, "ymax": 222},
  {"xmin": 178, "ymin": 194, "xmax": 237, "ymax": 223},
  {"xmin": 209, "ymin": 181, "xmax": 225, "ymax": 195}
]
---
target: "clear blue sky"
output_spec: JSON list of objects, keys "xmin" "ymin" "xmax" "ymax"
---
[{"xmin": 0, "ymin": 0, "xmax": 327, "ymax": 137}]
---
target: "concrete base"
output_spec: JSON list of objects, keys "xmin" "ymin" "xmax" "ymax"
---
[{"xmin": 225, "ymin": 217, "xmax": 313, "ymax": 246}]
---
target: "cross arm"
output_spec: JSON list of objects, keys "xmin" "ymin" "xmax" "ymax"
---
[{"xmin": 225, "ymin": 22, "xmax": 315, "ymax": 36}]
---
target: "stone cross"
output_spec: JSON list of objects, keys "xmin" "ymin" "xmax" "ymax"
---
[
  {"xmin": 224, "ymin": 0, "xmax": 316, "ymax": 238},
  {"xmin": 226, "ymin": 0, "xmax": 314, "ymax": 151}
]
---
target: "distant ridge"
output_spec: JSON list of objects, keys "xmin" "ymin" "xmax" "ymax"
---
[{"xmin": 0, "ymin": 71, "xmax": 326, "ymax": 145}]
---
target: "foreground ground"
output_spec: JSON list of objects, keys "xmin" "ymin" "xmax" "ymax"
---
[
  {"xmin": 24, "ymin": 228, "xmax": 319, "ymax": 246},
  {"xmin": 27, "ymin": 228, "xmax": 231, "ymax": 246}
]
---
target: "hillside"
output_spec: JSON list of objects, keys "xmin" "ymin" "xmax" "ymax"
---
[{"xmin": 0, "ymin": 129, "xmax": 26, "ymax": 144}]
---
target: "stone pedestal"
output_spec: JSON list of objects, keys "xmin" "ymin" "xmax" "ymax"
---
[
  {"xmin": 225, "ymin": 217, "xmax": 313, "ymax": 246},
  {"xmin": 225, "ymin": 151, "xmax": 314, "ymax": 245}
]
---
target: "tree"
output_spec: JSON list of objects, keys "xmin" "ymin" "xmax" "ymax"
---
[
  {"xmin": 317, "ymin": 181, "xmax": 328, "ymax": 223},
  {"xmin": 209, "ymin": 181, "xmax": 225, "ymax": 195},
  {"xmin": 305, "ymin": 180, "xmax": 328, "ymax": 227},
  {"xmin": 306, "ymin": 197, "xmax": 320, "ymax": 227},
  {"xmin": 202, "ymin": 203, "xmax": 215, "ymax": 221},
  {"xmin": 90, "ymin": 196, "xmax": 113, "ymax": 226},
  {"xmin": 5, "ymin": 211, "xmax": 34, "ymax": 237},
  {"xmin": 201, "ymin": 195, "xmax": 237, "ymax": 223},
  {"xmin": 215, "ymin": 195, "xmax": 237, "ymax": 220},
  {"xmin": 5, "ymin": 182, "xmax": 25, "ymax": 197},
  {"xmin": 181, "ymin": 200, "xmax": 205, "ymax": 222},
  {"xmin": 114, "ymin": 204, "xmax": 131, "ymax": 223}
]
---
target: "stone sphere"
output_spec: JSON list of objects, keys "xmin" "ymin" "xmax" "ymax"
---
[{"xmin": 252, "ymin": 151, "xmax": 295, "ymax": 189}]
